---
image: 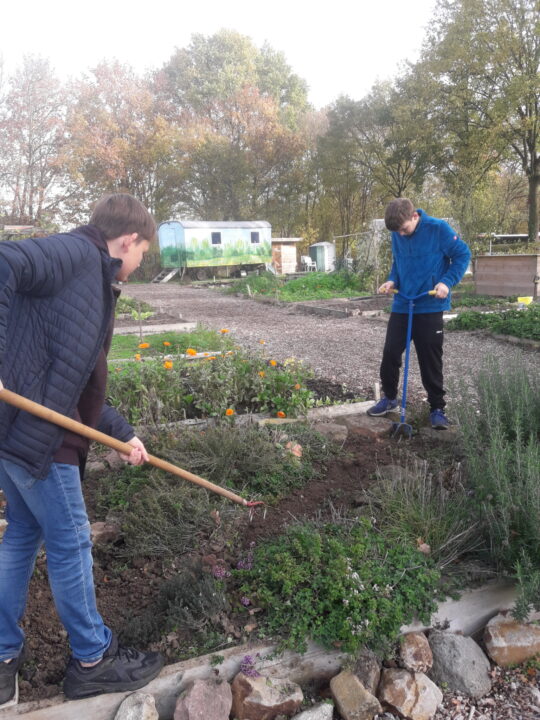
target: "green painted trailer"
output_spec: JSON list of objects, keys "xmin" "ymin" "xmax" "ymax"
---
[{"xmin": 158, "ymin": 220, "xmax": 272, "ymax": 279}]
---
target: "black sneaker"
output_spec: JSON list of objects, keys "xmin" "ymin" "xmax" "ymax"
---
[
  {"xmin": 63, "ymin": 635, "xmax": 164, "ymax": 700},
  {"xmin": 0, "ymin": 648, "xmax": 25, "ymax": 707}
]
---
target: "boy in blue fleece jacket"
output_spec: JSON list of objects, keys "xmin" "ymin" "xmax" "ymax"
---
[{"xmin": 367, "ymin": 198, "xmax": 471, "ymax": 429}]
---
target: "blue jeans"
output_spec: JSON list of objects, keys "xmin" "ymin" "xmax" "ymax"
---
[{"xmin": 0, "ymin": 459, "xmax": 111, "ymax": 662}]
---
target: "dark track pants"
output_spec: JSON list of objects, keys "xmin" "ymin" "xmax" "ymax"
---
[{"xmin": 380, "ymin": 312, "xmax": 445, "ymax": 411}]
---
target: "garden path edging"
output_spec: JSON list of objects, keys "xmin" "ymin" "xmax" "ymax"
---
[{"xmin": 1, "ymin": 580, "xmax": 517, "ymax": 720}]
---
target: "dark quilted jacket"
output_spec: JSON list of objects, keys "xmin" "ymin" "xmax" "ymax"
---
[{"xmin": 0, "ymin": 225, "xmax": 134, "ymax": 479}]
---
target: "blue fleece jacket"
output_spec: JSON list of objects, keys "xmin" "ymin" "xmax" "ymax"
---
[{"xmin": 387, "ymin": 209, "xmax": 471, "ymax": 314}]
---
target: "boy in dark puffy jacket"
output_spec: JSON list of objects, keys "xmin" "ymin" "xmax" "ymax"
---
[
  {"xmin": 0, "ymin": 194, "xmax": 164, "ymax": 705},
  {"xmin": 367, "ymin": 197, "xmax": 471, "ymax": 429}
]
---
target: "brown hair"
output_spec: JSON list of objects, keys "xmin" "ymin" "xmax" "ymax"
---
[
  {"xmin": 384, "ymin": 198, "xmax": 415, "ymax": 231},
  {"xmin": 90, "ymin": 193, "xmax": 156, "ymax": 243}
]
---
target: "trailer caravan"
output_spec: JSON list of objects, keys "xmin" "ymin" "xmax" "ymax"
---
[{"xmin": 158, "ymin": 220, "xmax": 272, "ymax": 280}]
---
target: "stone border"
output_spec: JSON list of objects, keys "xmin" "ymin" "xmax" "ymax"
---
[{"xmin": 1, "ymin": 581, "xmax": 517, "ymax": 719}]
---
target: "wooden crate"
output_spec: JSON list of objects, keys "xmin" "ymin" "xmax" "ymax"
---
[{"xmin": 474, "ymin": 254, "xmax": 540, "ymax": 298}]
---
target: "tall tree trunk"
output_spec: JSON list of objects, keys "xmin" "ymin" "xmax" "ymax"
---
[{"xmin": 527, "ymin": 173, "xmax": 539, "ymax": 243}]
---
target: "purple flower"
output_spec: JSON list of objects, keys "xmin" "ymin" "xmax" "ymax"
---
[
  {"xmin": 240, "ymin": 596, "xmax": 251, "ymax": 606},
  {"xmin": 212, "ymin": 565, "xmax": 230, "ymax": 579},
  {"xmin": 236, "ymin": 551, "xmax": 254, "ymax": 570},
  {"xmin": 240, "ymin": 654, "xmax": 260, "ymax": 678}
]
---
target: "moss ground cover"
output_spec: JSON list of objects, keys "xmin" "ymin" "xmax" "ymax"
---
[{"xmin": 226, "ymin": 270, "xmax": 371, "ymax": 301}]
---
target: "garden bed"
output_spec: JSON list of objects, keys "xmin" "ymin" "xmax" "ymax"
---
[{"xmin": 4, "ymin": 403, "xmax": 449, "ymax": 704}]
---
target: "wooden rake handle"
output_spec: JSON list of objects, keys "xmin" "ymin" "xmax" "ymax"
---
[{"xmin": 0, "ymin": 388, "xmax": 253, "ymax": 507}]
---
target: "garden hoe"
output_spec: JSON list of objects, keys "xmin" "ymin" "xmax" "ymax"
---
[
  {"xmin": 390, "ymin": 289, "xmax": 437, "ymax": 439},
  {"xmin": 0, "ymin": 388, "xmax": 263, "ymax": 508}
]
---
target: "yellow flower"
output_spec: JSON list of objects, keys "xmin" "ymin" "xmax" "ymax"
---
[
  {"xmin": 163, "ymin": 341, "xmax": 171, "ymax": 347},
  {"xmin": 138, "ymin": 342, "xmax": 150, "ymax": 349},
  {"xmin": 277, "ymin": 411, "xmax": 286, "ymax": 418},
  {"xmin": 270, "ymin": 360, "xmax": 277, "ymax": 367},
  {"xmin": 220, "ymin": 328, "xmax": 230, "ymax": 334},
  {"xmin": 225, "ymin": 408, "xmax": 235, "ymax": 416},
  {"xmin": 134, "ymin": 353, "xmax": 141, "ymax": 361},
  {"xmin": 203, "ymin": 352, "xmax": 209, "ymax": 356},
  {"xmin": 258, "ymin": 371, "xmax": 265, "ymax": 378},
  {"xmin": 208, "ymin": 356, "xmax": 217, "ymax": 360},
  {"xmin": 294, "ymin": 383, "xmax": 301, "ymax": 390},
  {"xmin": 163, "ymin": 360, "xmax": 173, "ymax": 370},
  {"xmin": 186, "ymin": 348, "xmax": 197, "ymax": 356},
  {"xmin": 259, "ymin": 340, "xmax": 266, "ymax": 344}
]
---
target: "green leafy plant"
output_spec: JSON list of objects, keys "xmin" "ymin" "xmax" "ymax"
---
[
  {"xmin": 107, "ymin": 349, "xmax": 315, "ymax": 424},
  {"xmin": 447, "ymin": 305, "xmax": 540, "ymax": 340},
  {"xmin": 238, "ymin": 517, "xmax": 440, "ymax": 654}
]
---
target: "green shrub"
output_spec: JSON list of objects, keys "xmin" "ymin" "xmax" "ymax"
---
[
  {"xmin": 454, "ymin": 359, "xmax": 540, "ymax": 619},
  {"xmin": 238, "ymin": 517, "xmax": 440, "ymax": 654},
  {"xmin": 107, "ymin": 350, "xmax": 315, "ymax": 424},
  {"xmin": 447, "ymin": 305, "xmax": 540, "ymax": 340}
]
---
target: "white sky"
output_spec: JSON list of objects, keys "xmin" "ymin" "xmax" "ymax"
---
[{"xmin": 2, "ymin": 0, "xmax": 437, "ymax": 109}]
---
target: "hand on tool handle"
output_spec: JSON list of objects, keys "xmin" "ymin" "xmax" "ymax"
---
[
  {"xmin": 119, "ymin": 435, "xmax": 149, "ymax": 466},
  {"xmin": 378, "ymin": 282, "xmax": 448, "ymax": 299}
]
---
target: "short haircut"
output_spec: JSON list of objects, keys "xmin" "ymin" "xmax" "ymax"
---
[
  {"xmin": 90, "ymin": 193, "xmax": 156, "ymax": 243},
  {"xmin": 384, "ymin": 198, "xmax": 415, "ymax": 231}
]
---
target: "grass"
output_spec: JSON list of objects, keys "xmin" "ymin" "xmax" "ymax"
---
[
  {"xmin": 226, "ymin": 271, "xmax": 372, "ymax": 302},
  {"xmin": 109, "ymin": 327, "xmax": 235, "ymax": 360}
]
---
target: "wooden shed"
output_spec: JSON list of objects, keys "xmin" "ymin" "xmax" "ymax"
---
[
  {"xmin": 474, "ymin": 254, "xmax": 540, "ymax": 298},
  {"xmin": 271, "ymin": 238, "xmax": 302, "ymax": 274}
]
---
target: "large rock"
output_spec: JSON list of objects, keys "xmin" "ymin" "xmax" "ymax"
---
[
  {"xmin": 293, "ymin": 702, "xmax": 334, "ymax": 720},
  {"xmin": 378, "ymin": 669, "xmax": 442, "ymax": 720},
  {"xmin": 114, "ymin": 693, "xmax": 158, "ymax": 720},
  {"xmin": 312, "ymin": 422, "xmax": 348, "ymax": 443},
  {"xmin": 400, "ymin": 632, "xmax": 433, "ymax": 673},
  {"xmin": 484, "ymin": 612, "xmax": 540, "ymax": 667},
  {"xmin": 343, "ymin": 414, "xmax": 392, "ymax": 439},
  {"xmin": 174, "ymin": 678, "xmax": 232, "ymax": 720},
  {"xmin": 353, "ymin": 649, "xmax": 381, "ymax": 695},
  {"xmin": 231, "ymin": 671, "xmax": 303, "ymax": 720},
  {"xmin": 90, "ymin": 520, "xmax": 121, "ymax": 545},
  {"xmin": 330, "ymin": 670, "xmax": 382, "ymax": 720},
  {"xmin": 429, "ymin": 631, "xmax": 492, "ymax": 698},
  {"xmin": 378, "ymin": 668, "xmax": 416, "ymax": 718}
]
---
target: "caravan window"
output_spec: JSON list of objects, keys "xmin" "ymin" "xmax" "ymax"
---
[
  {"xmin": 250, "ymin": 231, "xmax": 260, "ymax": 244},
  {"xmin": 211, "ymin": 232, "xmax": 222, "ymax": 245}
]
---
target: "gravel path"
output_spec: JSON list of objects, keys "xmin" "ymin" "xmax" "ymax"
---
[{"xmin": 122, "ymin": 284, "xmax": 539, "ymax": 405}]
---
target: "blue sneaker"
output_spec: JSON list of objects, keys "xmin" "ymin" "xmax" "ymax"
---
[
  {"xmin": 367, "ymin": 397, "xmax": 398, "ymax": 416},
  {"xmin": 430, "ymin": 409, "xmax": 449, "ymax": 430}
]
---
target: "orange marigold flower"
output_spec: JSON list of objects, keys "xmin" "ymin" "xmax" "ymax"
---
[
  {"xmin": 186, "ymin": 348, "xmax": 197, "ymax": 356},
  {"xmin": 220, "ymin": 328, "xmax": 230, "ymax": 334},
  {"xmin": 277, "ymin": 411, "xmax": 286, "ymax": 418},
  {"xmin": 225, "ymin": 408, "xmax": 235, "ymax": 416},
  {"xmin": 163, "ymin": 361, "xmax": 173, "ymax": 370},
  {"xmin": 294, "ymin": 383, "xmax": 301, "ymax": 390},
  {"xmin": 134, "ymin": 353, "xmax": 141, "ymax": 361},
  {"xmin": 208, "ymin": 356, "xmax": 217, "ymax": 360},
  {"xmin": 259, "ymin": 339, "xmax": 265, "ymax": 344},
  {"xmin": 258, "ymin": 371, "xmax": 265, "ymax": 377},
  {"xmin": 138, "ymin": 342, "xmax": 150, "ymax": 349},
  {"xmin": 270, "ymin": 360, "xmax": 277, "ymax": 367},
  {"xmin": 163, "ymin": 341, "xmax": 171, "ymax": 347}
]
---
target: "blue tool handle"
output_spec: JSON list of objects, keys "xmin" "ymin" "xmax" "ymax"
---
[{"xmin": 391, "ymin": 289, "xmax": 438, "ymax": 423}]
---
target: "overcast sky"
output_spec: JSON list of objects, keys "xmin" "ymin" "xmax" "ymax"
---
[{"xmin": 2, "ymin": 0, "xmax": 438, "ymax": 108}]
